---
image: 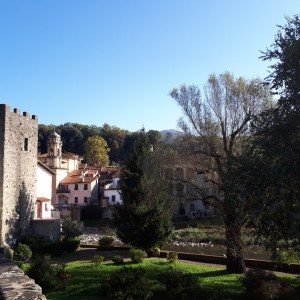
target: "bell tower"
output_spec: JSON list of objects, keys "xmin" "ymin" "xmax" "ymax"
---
[{"xmin": 47, "ymin": 131, "xmax": 62, "ymax": 168}]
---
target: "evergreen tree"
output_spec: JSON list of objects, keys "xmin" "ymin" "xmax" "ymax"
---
[{"xmin": 114, "ymin": 131, "xmax": 173, "ymax": 251}]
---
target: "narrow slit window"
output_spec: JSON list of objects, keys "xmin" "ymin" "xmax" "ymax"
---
[{"xmin": 24, "ymin": 138, "xmax": 28, "ymax": 151}]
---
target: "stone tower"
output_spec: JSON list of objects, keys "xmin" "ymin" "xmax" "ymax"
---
[
  {"xmin": 47, "ymin": 131, "xmax": 62, "ymax": 168},
  {"xmin": 0, "ymin": 104, "xmax": 38, "ymax": 246}
]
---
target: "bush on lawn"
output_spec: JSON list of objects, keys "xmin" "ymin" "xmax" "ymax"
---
[
  {"xmin": 111, "ymin": 255, "xmax": 124, "ymax": 265},
  {"xmin": 129, "ymin": 248, "xmax": 147, "ymax": 264},
  {"xmin": 14, "ymin": 244, "xmax": 32, "ymax": 262},
  {"xmin": 63, "ymin": 238, "xmax": 80, "ymax": 252},
  {"xmin": 98, "ymin": 236, "xmax": 114, "ymax": 250},
  {"xmin": 150, "ymin": 247, "xmax": 160, "ymax": 257},
  {"xmin": 101, "ymin": 267, "xmax": 152, "ymax": 299},
  {"xmin": 42, "ymin": 241, "xmax": 65, "ymax": 257},
  {"xmin": 91, "ymin": 255, "xmax": 104, "ymax": 267},
  {"xmin": 167, "ymin": 251, "xmax": 178, "ymax": 263},
  {"xmin": 55, "ymin": 263, "xmax": 71, "ymax": 290},
  {"xmin": 242, "ymin": 269, "xmax": 296, "ymax": 300},
  {"xmin": 158, "ymin": 267, "xmax": 200, "ymax": 299},
  {"xmin": 27, "ymin": 258, "xmax": 56, "ymax": 290}
]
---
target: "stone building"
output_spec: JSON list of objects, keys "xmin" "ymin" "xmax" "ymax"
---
[{"xmin": 0, "ymin": 104, "xmax": 38, "ymax": 246}]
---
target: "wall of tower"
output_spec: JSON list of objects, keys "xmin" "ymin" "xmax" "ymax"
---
[{"xmin": 0, "ymin": 104, "xmax": 38, "ymax": 246}]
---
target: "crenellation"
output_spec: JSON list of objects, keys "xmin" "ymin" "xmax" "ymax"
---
[{"xmin": 0, "ymin": 104, "xmax": 38, "ymax": 246}]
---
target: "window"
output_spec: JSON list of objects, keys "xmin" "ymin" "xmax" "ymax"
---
[
  {"xmin": 84, "ymin": 197, "xmax": 88, "ymax": 204},
  {"xmin": 24, "ymin": 138, "xmax": 28, "ymax": 151},
  {"xmin": 75, "ymin": 197, "xmax": 78, "ymax": 204},
  {"xmin": 112, "ymin": 195, "xmax": 116, "ymax": 203},
  {"xmin": 75, "ymin": 184, "xmax": 78, "ymax": 190},
  {"xmin": 84, "ymin": 184, "xmax": 88, "ymax": 190},
  {"xmin": 190, "ymin": 203, "xmax": 195, "ymax": 211}
]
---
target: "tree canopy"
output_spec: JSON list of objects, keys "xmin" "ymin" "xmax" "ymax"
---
[
  {"xmin": 170, "ymin": 72, "xmax": 271, "ymax": 273},
  {"xmin": 242, "ymin": 14, "xmax": 300, "ymax": 254},
  {"xmin": 84, "ymin": 136, "xmax": 110, "ymax": 166},
  {"xmin": 114, "ymin": 130, "xmax": 173, "ymax": 251}
]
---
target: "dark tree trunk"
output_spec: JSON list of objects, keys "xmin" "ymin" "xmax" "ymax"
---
[{"xmin": 225, "ymin": 220, "xmax": 246, "ymax": 274}]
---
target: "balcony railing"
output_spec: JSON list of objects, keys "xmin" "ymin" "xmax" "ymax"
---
[{"xmin": 56, "ymin": 188, "xmax": 70, "ymax": 193}]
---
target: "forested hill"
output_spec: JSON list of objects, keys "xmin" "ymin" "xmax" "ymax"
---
[{"xmin": 38, "ymin": 123, "xmax": 171, "ymax": 165}]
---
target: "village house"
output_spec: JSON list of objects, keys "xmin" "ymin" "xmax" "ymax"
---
[{"xmin": 101, "ymin": 170, "xmax": 122, "ymax": 219}]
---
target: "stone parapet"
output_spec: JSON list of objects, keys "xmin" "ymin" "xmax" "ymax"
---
[{"xmin": 0, "ymin": 254, "xmax": 46, "ymax": 300}]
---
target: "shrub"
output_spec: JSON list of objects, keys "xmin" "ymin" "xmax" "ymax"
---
[
  {"xmin": 92, "ymin": 255, "xmax": 104, "ymax": 267},
  {"xmin": 111, "ymin": 255, "xmax": 124, "ymax": 265},
  {"xmin": 129, "ymin": 248, "xmax": 147, "ymax": 264},
  {"xmin": 55, "ymin": 263, "xmax": 71, "ymax": 290},
  {"xmin": 21, "ymin": 235, "xmax": 48, "ymax": 256},
  {"xmin": 14, "ymin": 244, "xmax": 32, "ymax": 262},
  {"xmin": 98, "ymin": 236, "xmax": 114, "ymax": 250},
  {"xmin": 159, "ymin": 267, "xmax": 199, "ymax": 299},
  {"xmin": 167, "ymin": 251, "xmax": 178, "ymax": 263},
  {"xmin": 242, "ymin": 269, "xmax": 296, "ymax": 300},
  {"xmin": 4, "ymin": 247, "xmax": 14, "ymax": 260},
  {"xmin": 42, "ymin": 241, "xmax": 65, "ymax": 256},
  {"xmin": 61, "ymin": 218, "xmax": 83, "ymax": 239},
  {"xmin": 101, "ymin": 267, "xmax": 152, "ymax": 299},
  {"xmin": 27, "ymin": 258, "xmax": 56, "ymax": 290},
  {"xmin": 63, "ymin": 238, "xmax": 80, "ymax": 252},
  {"xmin": 150, "ymin": 247, "xmax": 160, "ymax": 257}
]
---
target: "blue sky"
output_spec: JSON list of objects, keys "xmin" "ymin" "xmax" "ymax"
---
[{"xmin": 0, "ymin": 1, "xmax": 299, "ymax": 132}]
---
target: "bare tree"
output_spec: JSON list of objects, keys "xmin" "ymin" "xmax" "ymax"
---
[{"xmin": 170, "ymin": 72, "xmax": 272, "ymax": 273}]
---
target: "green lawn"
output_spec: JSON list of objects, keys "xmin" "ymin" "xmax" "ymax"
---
[{"xmin": 44, "ymin": 259, "xmax": 300, "ymax": 300}]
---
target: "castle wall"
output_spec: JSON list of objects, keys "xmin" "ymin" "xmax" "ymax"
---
[{"xmin": 0, "ymin": 104, "xmax": 38, "ymax": 246}]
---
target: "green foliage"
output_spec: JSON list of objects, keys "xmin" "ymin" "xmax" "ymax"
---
[
  {"xmin": 114, "ymin": 130, "xmax": 173, "ymax": 251},
  {"xmin": 45, "ymin": 259, "xmax": 299, "ymax": 300},
  {"xmin": 159, "ymin": 267, "xmax": 200, "ymax": 299},
  {"xmin": 61, "ymin": 218, "xmax": 83, "ymax": 239},
  {"xmin": 111, "ymin": 255, "xmax": 124, "ymax": 265},
  {"xmin": 21, "ymin": 235, "xmax": 49, "ymax": 257},
  {"xmin": 273, "ymin": 249, "xmax": 300, "ymax": 265},
  {"xmin": 55, "ymin": 263, "xmax": 71, "ymax": 290},
  {"xmin": 129, "ymin": 248, "xmax": 147, "ymax": 264},
  {"xmin": 101, "ymin": 267, "xmax": 152, "ymax": 300},
  {"xmin": 14, "ymin": 244, "xmax": 32, "ymax": 262},
  {"xmin": 150, "ymin": 247, "xmax": 160, "ymax": 257},
  {"xmin": 98, "ymin": 236, "xmax": 114, "ymax": 250},
  {"xmin": 4, "ymin": 247, "xmax": 14, "ymax": 260},
  {"xmin": 242, "ymin": 269, "xmax": 296, "ymax": 300},
  {"xmin": 84, "ymin": 135, "xmax": 110, "ymax": 166},
  {"xmin": 43, "ymin": 240, "xmax": 65, "ymax": 256},
  {"xmin": 63, "ymin": 238, "xmax": 80, "ymax": 252},
  {"xmin": 91, "ymin": 255, "xmax": 104, "ymax": 267},
  {"xmin": 261, "ymin": 14, "xmax": 300, "ymax": 98},
  {"xmin": 167, "ymin": 251, "xmax": 178, "ymax": 263},
  {"xmin": 27, "ymin": 258, "xmax": 56, "ymax": 290}
]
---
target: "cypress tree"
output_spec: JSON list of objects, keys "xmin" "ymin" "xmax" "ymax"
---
[{"xmin": 114, "ymin": 130, "xmax": 173, "ymax": 251}]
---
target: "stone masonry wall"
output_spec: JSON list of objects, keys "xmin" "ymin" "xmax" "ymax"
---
[
  {"xmin": 0, "ymin": 104, "xmax": 38, "ymax": 246},
  {"xmin": 0, "ymin": 254, "xmax": 46, "ymax": 300}
]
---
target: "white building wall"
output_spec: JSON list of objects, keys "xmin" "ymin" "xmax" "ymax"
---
[
  {"xmin": 37, "ymin": 165, "xmax": 52, "ymax": 200},
  {"xmin": 104, "ymin": 189, "xmax": 122, "ymax": 205}
]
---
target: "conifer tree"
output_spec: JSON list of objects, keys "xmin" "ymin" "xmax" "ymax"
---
[{"xmin": 114, "ymin": 130, "xmax": 173, "ymax": 251}]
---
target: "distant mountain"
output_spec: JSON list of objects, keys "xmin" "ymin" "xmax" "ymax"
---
[{"xmin": 160, "ymin": 129, "xmax": 181, "ymax": 141}]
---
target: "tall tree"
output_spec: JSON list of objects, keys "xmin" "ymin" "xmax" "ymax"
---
[
  {"xmin": 170, "ymin": 72, "xmax": 271, "ymax": 273},
  {"xmin": 84, "ymin": 136, "xmax": 110, "ymax": 166},
  {"xmin": 114, "ymin": 131, "xmax": 173, "ymax": 251},
  {"xmin": 245, "ymin": 14, "xmax": 300, "ymax": 254},
  {"xmin": 99, "ymin": 123, "xmax": 129, "ymax": 164},
  {"xmin": 60, "ymin": 124, "xmax": 84, "ymax": 154},
  {"xmin": 260, "ymin": 14, "xmax": 300, "ymax": 99}
]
